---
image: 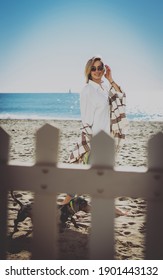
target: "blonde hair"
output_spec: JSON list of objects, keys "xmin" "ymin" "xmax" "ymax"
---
[{"xmin": 85, "ymin": 56, "xmax": 104, "ymax": 83}]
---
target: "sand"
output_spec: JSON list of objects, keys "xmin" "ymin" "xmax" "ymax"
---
[{"xmin": 0, "ymin": 119, "xmax": 163, "ymax": 260}]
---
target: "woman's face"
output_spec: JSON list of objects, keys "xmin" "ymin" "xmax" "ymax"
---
[{"xmin": 90, "ymin": 60, "xmax": 104, "ymax": 83}]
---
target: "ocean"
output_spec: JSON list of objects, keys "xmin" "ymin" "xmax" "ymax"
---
[{"xmin": 0, "ymin": 93, "xmax": 163, "ymax": 121}]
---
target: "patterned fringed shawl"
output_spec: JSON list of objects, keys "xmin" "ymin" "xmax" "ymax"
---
[
  {"xmin": 69, "ymin": 87, "xmax": 127, "ymax": 163},
  {"xmin": 109, "ymin": 86, "xmax": 127, "ymax": 148}
]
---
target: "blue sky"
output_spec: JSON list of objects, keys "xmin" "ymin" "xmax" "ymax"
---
[{"xmin": 0, "ymin": 0, "xmax": 162, "ymax": 108}]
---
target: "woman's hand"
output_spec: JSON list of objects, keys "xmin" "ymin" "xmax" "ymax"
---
[
  {"xmin": 104, "ymin": 64, "xmax": 113, "ymax": 83},
  {"xmin": 105, "ymin": 64, "xmax": 122, "ymax": 92}
]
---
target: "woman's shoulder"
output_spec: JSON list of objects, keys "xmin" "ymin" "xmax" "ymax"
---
[
  {"xmin": 81, "ymin": 83, "xmax": 91, "ymax": 95},
  {"xmin": 81, "ymin": 82, "xmax": 91, "ymax": 90},
  {"xmin": 81, "ymin": 81, "xmax": 96, "ymax": 94}
]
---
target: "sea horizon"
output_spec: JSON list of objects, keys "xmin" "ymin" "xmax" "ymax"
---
[{"xmin": 0, "ymin": 92, "xmax": 163, "ymax": 122}]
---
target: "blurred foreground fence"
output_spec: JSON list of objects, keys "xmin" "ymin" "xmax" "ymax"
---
[{"xmin": 0, "ymin": 124, "xmax": 163, "ymax": 260}]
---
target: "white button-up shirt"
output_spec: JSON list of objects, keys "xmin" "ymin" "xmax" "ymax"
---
[{"xmin": 80, "ymin": 80, "xmax": 110, "ymax": 136}]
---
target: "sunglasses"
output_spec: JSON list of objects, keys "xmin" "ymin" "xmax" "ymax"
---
[{"xmin": 91, "ymin": 65, "xmax": 104, "ymax": 72}]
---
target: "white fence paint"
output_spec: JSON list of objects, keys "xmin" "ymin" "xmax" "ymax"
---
[{"xmin": 0, "ymin": 124, "xmax": 163, "ymax": 260}]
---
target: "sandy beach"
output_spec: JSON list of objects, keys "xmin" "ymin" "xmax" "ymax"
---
[{"xmin": 0, "ymin": 119, "xmax": 163, "ymax": 260}]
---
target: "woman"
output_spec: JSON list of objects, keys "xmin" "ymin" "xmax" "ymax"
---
[
  {"xmin": 69, "ymin": 55, "xmax": 127, "ymax": 164},
  {"xmin": 62, "ymin": 56, "xmax": 127, "ymax": 216}
]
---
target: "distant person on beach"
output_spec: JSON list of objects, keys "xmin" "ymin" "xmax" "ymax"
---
[{"xmin": 62, "ymin": 56, "xmax": 127, "ymax": 216}]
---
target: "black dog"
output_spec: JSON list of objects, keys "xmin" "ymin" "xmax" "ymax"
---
[
  {"xmin": 10, "ymin": 190, "xmax": 33, "ymax": 236},
  {"xmin": 58, "ymin": 196, "xmax": 91, "ymax": 230}
]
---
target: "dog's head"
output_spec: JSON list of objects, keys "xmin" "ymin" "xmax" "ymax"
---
[{"xmin": 72, "ymin": 197, "xmax": 91, "ymax": 213}]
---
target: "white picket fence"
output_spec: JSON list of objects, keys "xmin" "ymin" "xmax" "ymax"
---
[{"xmin": 0, "ymin": 124, "xmax": 163, "ymax": 260}]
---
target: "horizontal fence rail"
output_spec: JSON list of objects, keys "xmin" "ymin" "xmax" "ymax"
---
[{"xmin": 0, "ymin": 124, "xmax": 163, "ymax": 260}]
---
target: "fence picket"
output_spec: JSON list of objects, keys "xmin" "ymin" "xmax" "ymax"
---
[
  {"xmin": 90, "ymin": 131, "xmax": 115, "ymax": 167},
  {"xmin": 32, "ymin": 192, "xmax": 57, "ymax": 259},
  {"xmin": 90, "ymin": 198, "xmax": 115, "ymax": 259},
  {"xmin": 36, "ymin": 123, "xmax": 59, "ymax": 165},
  {"xmin": 90, "ymin": 131, "xmax": 115, "ymax": 259},
  {"xmin": 0, "ymin": 127, "xmax": 9, "ymax": 163},
  {"xmin": 0, "ymin": 127, "xmax": 10, "ymax": 259},
  {"xmin": 146, "ymin": 133, "xmax": 163, "ymax": 259},
  {"xmin": 32, "ymin": 124, "xmax": 59, "ymax": 259}
]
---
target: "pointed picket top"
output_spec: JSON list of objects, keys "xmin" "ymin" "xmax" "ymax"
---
[
  {"xmin": 89, "ymin": 131, "xmax": 115, "ymax": 168},
  {"xmin": 148, "ymin": 132, "xmax": 163, "ymax": 170},
  {"xmin": 36, "ymin": 124, "xmax": 59, "ymax": 165},
  {"xmin": 0, "ymin": 127, "xmax": 9, "ymax": 163}
]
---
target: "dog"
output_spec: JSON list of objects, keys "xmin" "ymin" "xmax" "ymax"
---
[
  {"xmin": 10, "ymin": 190, "xmax": 33, "ymax": 236},
  {"xmin": 58, "ymin": 196, "xmax": 91, "ymax": 231},
  {"xmin": 10, "ymin": 191, "xmax": 90, "ymax": 235}
]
